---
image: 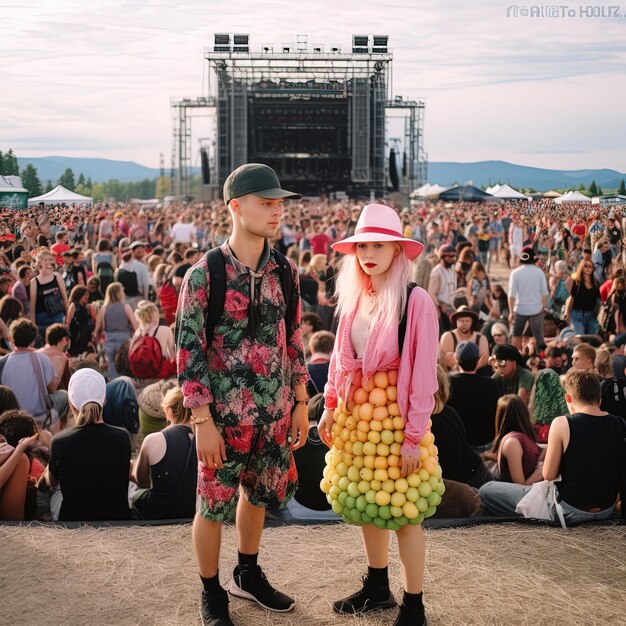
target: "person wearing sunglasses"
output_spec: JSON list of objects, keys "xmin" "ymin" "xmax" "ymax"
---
[{"xmin": 490, "ymin": 343, "xmax": 535, "ymax": 406}]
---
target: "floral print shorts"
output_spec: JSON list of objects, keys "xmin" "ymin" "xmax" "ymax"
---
[{"xmin": 196, "ymin": 412, "xmax": 298, "ymax": 522}]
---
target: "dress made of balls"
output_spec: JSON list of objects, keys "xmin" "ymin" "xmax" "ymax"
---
[{"xmin": 320, "ymin": 369, "xmax": 444, "ymax": 529}]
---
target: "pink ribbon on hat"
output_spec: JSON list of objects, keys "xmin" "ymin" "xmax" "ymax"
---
[{"xmin": 355, "ymin": 226, "xmax": 403, "ymax": 238}]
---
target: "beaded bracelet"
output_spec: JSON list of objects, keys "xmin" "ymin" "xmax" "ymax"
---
[{"xmin": 190, "ymin": 414, "xmax": 213, "ymax": 425}]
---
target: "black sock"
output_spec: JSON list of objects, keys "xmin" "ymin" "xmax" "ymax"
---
[
  {"xmin": 367, "ymin": 566, "xmax": 389, "ymax": 588},
  {"xmin": 238, "ymin": 551, "xmax": 258, "ymax": 570},
  {"xmin": 200, "ymin": 573, "xmax": 223, "ymax": 594},
  {"xmin": 403, "ymin": 591, "xmax": 423, "ymax": 609}
]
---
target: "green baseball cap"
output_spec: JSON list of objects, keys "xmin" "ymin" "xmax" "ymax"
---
[{"xmin": 223, "ymin": 163, "xmax": 301, "ymax": 204}]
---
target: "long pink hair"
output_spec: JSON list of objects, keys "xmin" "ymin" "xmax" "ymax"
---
[{"xmin": 334, "ymin": 243, "xmax": 411, "ymax": 333}]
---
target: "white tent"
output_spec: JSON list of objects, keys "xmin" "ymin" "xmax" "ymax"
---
[
  {"xmin": 27, "ymin": 185, "xmax": 93, "ymax": 206},
  {"xmin": 553, "ymin": 190, "xmax": 591, "ymax": 204},
  {"xmin": 412, "ymin": 183, "xmax": 448, "ymax": 198},
  {"xmin": 485, "ymin": 184, "xmax": 502, "ymax": 195},
  {"xmin": 490, "ymin": 184, "xmax": 529, "ymax": 200}
]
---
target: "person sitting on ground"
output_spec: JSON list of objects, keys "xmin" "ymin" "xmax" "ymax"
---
[
  {"xmin": 11, "ymin": 265, "xmax": 32, "ymax": 316},
  {"xmin": 447, "ymin": 341, "xmax": 500, "ymax": 451},
  {"xmin": 306, "ymin": 330, "xmax": 334, "ymax": 397},
  {"xmin": 131, "ymin": 386, "xmax": 197, "ymax": 519},
  {"xmin": 37, "ymin": 323, "xmax": 71, "ymax": 392},
  {"xmin": 129, "ymin": 300, "xmax": 176, "ymax": 380},
  {"xmin": 0, "ymin": 318, "xmax": 67, "ymax": 432},
  {"xmin": 137, "ymin": 379, "xmax": 177, "ymax": 436},
  {"xmin": 39, "ymin": 368, "xmax": 132, "ymax": 521},
  {"xmin": 571, "ymin": 342, "xmax": 596, "ymax": 372},
  {"xmin": 543, "ymin": 344, "xmax": 569, "ymax": 375},
  {"xmin": 491, "ymin": 343, "xmax": 535, "ymax": 406},
  {"xmin": 479, "ymin": 369, "xmax": 626, "ymax": 524},
  {"xmin": 431, "ymin": 364, "xmax": 493, "ymax": 489},
  {"xmin": 0, "ymin": 430, "xmax": 38, "ymax": 521},
  {"xmin": 595, "ymin": 348, "xmax": 626, "ymax": 419},
  {"xmin": 483, "ymin": 395, "xmax": 545, "ymax": 484},
  {"xmin": 529, "ymin": 367, "xmax": 569, "ymax": 443},
  {"xmin": 439, "ymin": 305, "xmax": 490, "ymax": 372}
]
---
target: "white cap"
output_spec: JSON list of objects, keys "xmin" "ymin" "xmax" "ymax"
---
[{"xmin": 68, "ymin": 369, "xmax": 106, "ymax": 410}]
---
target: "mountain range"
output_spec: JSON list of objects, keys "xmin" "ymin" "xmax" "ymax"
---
[{"xmin": 16, "ymin": 156, "xmax": 626, "ymax": 192}]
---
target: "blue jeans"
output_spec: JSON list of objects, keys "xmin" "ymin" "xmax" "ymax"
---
[
  {"xmin": 570, "ymin": 309, "xmax": 599, "ymax": 336},
  {"xmin": 36, "ymin": 310, "xmax": 65, "ymax": 343},
  {"xmin": 104, "ymin": 331, "xmax": 131, "ymax": 380},
  {"xmin": 478, "ymin": 481, "xmax": 614, "ymax": 525}
]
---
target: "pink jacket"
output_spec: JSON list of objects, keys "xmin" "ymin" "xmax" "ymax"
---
[{"xmin": 324, "ymin": 286, "xmax": 439, "ymax": 448}]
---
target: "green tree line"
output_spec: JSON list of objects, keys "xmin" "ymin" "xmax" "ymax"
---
[{"xmin": 0, "ymin": 148, "xmax": 165, "ymax": 201}]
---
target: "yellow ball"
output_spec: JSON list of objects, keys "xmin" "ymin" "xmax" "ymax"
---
[
  {"xmin": 390, "ymin": 492, "xmax": 407, "ymax": 508},
  {"xmin": 375, "ymin": 490, "xmax": 391, "ymax": 506}
]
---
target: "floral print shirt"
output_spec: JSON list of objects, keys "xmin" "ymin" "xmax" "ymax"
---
[{"xmin": 176, "ymin": 241, "xmax": 308, "ymax": 428}]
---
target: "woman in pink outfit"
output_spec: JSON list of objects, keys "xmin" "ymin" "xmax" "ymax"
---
[{"xmin": 318, "ymin": 204, "xmax": 438, "ymax": 626}]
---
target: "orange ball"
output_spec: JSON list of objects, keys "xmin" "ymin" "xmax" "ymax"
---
[
  {"xmin": 357, "ymin": 420, "xmax": 371, "ymax": 433},
  {"xmin": 372, "ymin": 406, "xmax": 389, "ymax": 421},
  {"xmin": 364, "ymin": 455, "xmax": 376, "ymax": 469},
  {"xmin": 359, "ymin": 402, "xmax": 374, "ymax": 421},
  {"xmin": 388, "ymin": 402, "xmax": 401, "ymax": 417},
  {"xmin": 356, "ymin": 430, "xmax": 369, "ymax": 443},
  {"xmin": 369, "ymin": 420, "xmax": 383, "ymax": 433},
  {"xmin": 382, "ymin": 417, "xmax": 394, "ymax": 431},
  {"xmin": 392, "ymin": 416, "xmax": 406, "ymax": 430},
  {"xmin": 353, "ymin": 388, "xmax": 368, "ymax": 405},
  {"xmin": 387, "ymin": 370, "xmax": 398, "ymax": 385},
  {"xmin": 374, "ymin": 456, "xmax": 389, "ymax": 470},
  {"xmin": 369, "ymin": 388, "xmax": 388, "ymax": 408},
  {"xmin": 386, "ymin": 385, "xmax": 397, "ymax": 402},
  {"xmin": 362, "ymin": 377, "xmax": 375, "ymax": 393},
  {"xmin": 373, "ymin": 371, "xmax": 389, "ymax": 389},
  {"xmin": 387, "ymin": 454, "xmax": 400, "ymax": 467}
]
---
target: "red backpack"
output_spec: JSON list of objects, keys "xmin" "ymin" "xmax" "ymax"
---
[{"xmin": 129, "ymin": 328, "xmax": 162, "ymax": 379}]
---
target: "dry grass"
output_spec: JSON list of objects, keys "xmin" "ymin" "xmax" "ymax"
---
[{"xmin": 1, "ymin": 522, "xmax": 625, "ymax": 625}]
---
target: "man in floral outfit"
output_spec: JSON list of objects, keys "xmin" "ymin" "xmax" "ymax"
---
[{"xmin": 176, "ymin": 163, "xmax": 310, "ymax": 626}]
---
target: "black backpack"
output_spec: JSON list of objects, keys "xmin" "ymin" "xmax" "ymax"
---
[
  {"xmin": 116, "ymin": 268, "xmax": 139, "ymax": 297},
  {"xmin": 204, "ymin": 247, "xmax": 295, "ymax": 348}
]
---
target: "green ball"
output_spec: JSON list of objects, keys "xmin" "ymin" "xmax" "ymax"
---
[
  {"xmin": 435, "ymin": 482, "xmax": 446, "ymax": 496},
  {"xmin": 345, "ymin": 496, "xmax": 356, "ymax": 510},
  {"xmin": 350, "ymin": 508, "xmax": 362, "ymax": 522},
  {"xmin": 356, "ymin": 495, "xmax": 368, "ymax": 512},
  {"xmin": 365, "ymin": 490, "xmax": 377, "ymax": 504},
  {"xmin": 338, "ymin": 476, "xmax": 351, "ymax": 492},
  {"xmin": 373, "ymin": 516, "xmax": 387, "ymax": 529},
  {"xmin": 342, "ymin": 514, "xmax": 351, "ymax": 524},
  {"xmin": 424, "ymin": 506, "xmax": 436, "ymax": 519},
  {"xmin": 390, "ymin": 505, "xmax": 404, "ymax": 518},
  {"xmin": 427, "ymin": 492, "xmax": 441, "ymax": 507},
  {"xmin": 378, "ymin": 505, "xmax": 392, "ymax": 520},
  {"xmin": 395, "ymin": 515, "xmax": 409, "ymax": 527},
  {"xmin": 408, "ymin": 512, "xmax": 425, "ymax": 526},
  {"xmin": 338, "ymin": 491, "xmax": 348, "ymax": 506},
  {"xmin": 365, "ymin": 503, "xmax": 379, "ymax": 519},
  {"xmin": 331, "ymin": 500, "xmax": 344, "ymax": 515},
  {"xmin": 360, "ymin": 513, "xmax": 373, "ymax": 525},
  {"xmin": 386, "ymin": 519, "xmax": 400, "ymax": 531}
]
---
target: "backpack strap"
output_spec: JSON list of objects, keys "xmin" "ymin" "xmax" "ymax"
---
[
  {"xmin": 205, "ymin": 248, "xmax": 227, "ymax": 349},
  {"xmin": 272, "ymin": 249, "xmax": 295, "ymax": 343},
  {"xmin": 398, "ymin": 283, "xmax": 417, "ymax": 354},
  {"xmin": 0, "ymin": 353, "xmax": 10, "ymax": 382}
]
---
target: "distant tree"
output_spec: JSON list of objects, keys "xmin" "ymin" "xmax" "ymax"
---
[
  {"xmin": 77, "ymin": 173, "xmax": 86, "ymax": 187},
  {"xmin": 91, "ymin": 183, "xmax": 105, "ymax": 202},
  {"xmin": 21, "ymin": 164, "xmax": 43, "ymax": 197},
  {"xmin": 597, "ymin": 186, "xmax": 603, "ymax": 196},
  {"xmin": 58, "ymin": 167, "xmax": 76, "ymax": 191},
  {"xmin": 588, "ymin": 180, "xmax": 598, "ymax": 196},
  {"xmin": 86, "ymin": 176, "xmax": 93, "ymax": 189},
  {"xmin": 0, "ymin": 150, "xmax": 3, "ymax": 174},
  {"xmin": 75, "ymin": 183, "xmax": 91, "ymax": 196},
  {"xmin": 0, "ymin": 148, "xmax": 19, "ymax": 175},
  {"xmin": 44, "ymin": 179, "xmax": 54, "ymax": 193},
  {"xmin": 578, "ymin": 183, "xmax": 587, "ymax": 192},
  {"xmin": 619, "ymin": 179, "xmax": 626, "ymax": 195}
]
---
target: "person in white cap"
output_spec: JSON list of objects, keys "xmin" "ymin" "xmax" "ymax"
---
[{"xmin": 40, "ymin": 367, "xmax": 132, "ymax": 521}]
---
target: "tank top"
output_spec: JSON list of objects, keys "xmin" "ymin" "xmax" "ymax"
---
[
  {"xmin": 558, "ymin": 412, "xmax": 622, "ymax": 509},
  {"xmin": 498, "ymin": 432, "xmax": 540, "ymax": 482},
  {"xmin": 35, "ymin": 275, "xmax": 61, "ymax": 314},
  {"xmin": 143, "ymin": 425, "xmax": 197, "ymax": 518},
  {"xmin": 104, "ymin": 302, "xmax": 132, "ymax": 333}
]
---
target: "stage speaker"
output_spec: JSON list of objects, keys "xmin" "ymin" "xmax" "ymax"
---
[
  {"xmin": 201, "ymin": 149, "xmax": 210, "ymax": 184},
  {"xmin": 389, "ymin": 149, "xmax": 399, "ymax": 191}
]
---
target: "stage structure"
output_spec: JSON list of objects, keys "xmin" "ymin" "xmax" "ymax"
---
[{"xmin": 171, "ymin": 34, "xmax": 427, "ymax": 199}]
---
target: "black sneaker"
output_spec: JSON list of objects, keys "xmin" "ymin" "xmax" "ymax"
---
[
  {"xmin": 333, "ymin": 576, "xmax": 397, "ymax": 614},
  {"xmin": 201, "ymin": 589, "xmax": 234, "ymax": 626},
  {"xmin": 393, "ymin": 603, "xmax": 428, "ymax": 626},
  {"xmin": 230, "ymin": 564, "xmax": 295, "ymax": 612}
]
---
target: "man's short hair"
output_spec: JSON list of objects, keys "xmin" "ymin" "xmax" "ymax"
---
[
  {"xmin": 46, "ymin": 323, "xmax": 70, "ymax": 346},
  {"xmin": 184, "ymin": 248, "xmax": 198, "ymax": 260},
  {"xmin": 564, "ymin": 369, "xmax": 601, "ymax": 405},
  {"xmin": 55, "ymin": 230, "xmax": 66, "ymax": 240},
  {"xmin": 9, "ymin": 318, "xmax": 38, "ymax": 348},
  {"xmin": 301, "ymin": 312, "xmax": 324, "ymax": 333},
  {"xmin": 573, "ymin": 343, "xmax": 596, "ymax": 364},
  {"xmin": 545, "ymin": 345, "xmax": 567, "ymax": 359},
  {"xmin": 310, "ymin": 330, "xmax": 335, "ymax": 355}
]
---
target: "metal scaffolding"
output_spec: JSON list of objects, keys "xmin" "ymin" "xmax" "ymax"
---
[{"xmin": 171, "ymin": 36, "xmax": 427, "ymax": 198}]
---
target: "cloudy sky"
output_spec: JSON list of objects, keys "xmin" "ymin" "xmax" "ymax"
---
[{"xmin": 2, "ymin": 0, "xmax": 625, "ymax": 171}]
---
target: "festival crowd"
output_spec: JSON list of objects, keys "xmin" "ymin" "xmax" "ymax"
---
[{"xmin": 0, "ymin": 194, "xmax": 624, "ymax": 524}]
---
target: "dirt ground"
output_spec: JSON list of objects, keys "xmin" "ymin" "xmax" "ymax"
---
[{"xmin": 1, "ymin": 522, "xmax": 625, "ymax": 626}]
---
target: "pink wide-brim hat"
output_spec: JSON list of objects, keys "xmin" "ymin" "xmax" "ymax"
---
[{"xmin": 331, "ymin": 204, "xmax": 424, "ymax": 260}]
